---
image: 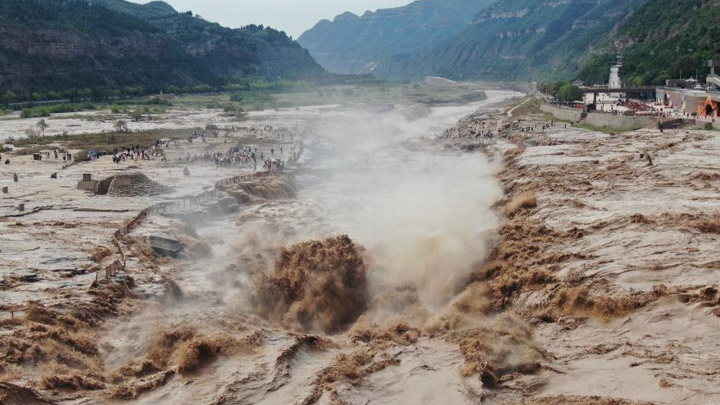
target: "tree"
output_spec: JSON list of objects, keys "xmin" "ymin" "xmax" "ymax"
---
[
  {"xmin": 2, "ymin": 91, "xmax": 17, "ymax": 104},
  {"xmin": 24, "ymin": 128, "xmax": 39, "ymax": 139},
  {"xmin": 114, "ymin": 120, "xmax": 129, "ymax": 133},
  {"xmin": 129, "ymin": 110, "xmax": 143, "ymax": 122},
  {"xmin": 628, "ymin": 75, "xmax": 646, "ymax": 87},
  {"xmin": 538, "ymin": 81, "xmax": 565, "ymax": 98},
  {"xmin": 36, "ymin": 119, "xmax": 48, "ymax": 137},
  {"xmin": 557, "ymin": 83, "xmax": 583, "ymax": 103}
]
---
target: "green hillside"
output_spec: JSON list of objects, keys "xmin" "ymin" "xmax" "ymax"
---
[
  {"xmin": 89, "ymin": 0, "xmax": 177, "ymax": 19},
  {"xmin": 375, "ymin": 0, "xmax": 644, "ymax": 80},
  {"xmin": 374, "ymin": 0, "xmax": 720, "ymax": 84},
  {"xmin": 298, "ymin": 0, "xmax": 495, "ymax": 74},
  {"xmin": 577, "ymin": 0, "xmax": 720, "ymax": 85},
  {"xmin": 0, "ymin": 0, "xmax": 323, "ymax": 103}
]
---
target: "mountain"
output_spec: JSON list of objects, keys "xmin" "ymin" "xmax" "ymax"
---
[
  {"xmin": 298, "ymin": 0, "xmax": 496, "ymax": 74},
  {"xmin": 93, "ymin": 0, "xmax": 323, "ymax": 79},
  {"xmin": 88, "ymin": 0, "xmax": 177, "ymax": 19},
  {"xmin": 576, "ymin": 0, "xmax": 720, "ymax": 86},
  {"xmin": 0, "ymin": 0, "xmax": 322, "ymax": 100},
  {"xmin": 375, "ymin": 0, "xmax": 645, "ymax": 81}
]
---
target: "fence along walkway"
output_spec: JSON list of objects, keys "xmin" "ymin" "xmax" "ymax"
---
[{"xmin": 108, "ymin": 145, "xmax": 304, "ymax": 280}]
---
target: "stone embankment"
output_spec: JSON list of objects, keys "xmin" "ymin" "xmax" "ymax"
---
[{"xmin": 540, "ymin": 103, "xmax": 657, "ymax": 131}]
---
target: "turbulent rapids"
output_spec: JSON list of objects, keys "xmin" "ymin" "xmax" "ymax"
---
[
  {"xmin": 5, "ymin": 83, "xmax": 720, "ymax": 405},
  {"xmin": 253, "ymin": 235, "xmax": 368, "ymax": 334},
  {"xmin": 0, "ymin": 90, "xmax": 530, "ymax": 404}
]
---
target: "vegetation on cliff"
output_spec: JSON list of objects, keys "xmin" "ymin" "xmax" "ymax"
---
[
  {"xmin": 577, "ymin": 0, "xmax": 720, "ymax": 86},
  {"xmin": 298, "ymin": 0, "xmax": 495, "ymax": 75},
  {"xmin": 375, "ymin": 0, "xmax": 644, "ymax": 81},
  {"xmin": 310, "ymin": 0, "xmax": 720, "ymax": 85},
  {"xmin": 0, "ymin": 0, "xmax": 323, "ymax": 103}
]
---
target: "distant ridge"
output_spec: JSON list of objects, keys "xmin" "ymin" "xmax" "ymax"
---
[
  {"xmin": 375, "ymin": 0, "xmax": 645, "ymax": 81},
  {"xmin": 88, "ymin": 0, "xmax": 177, "ymax": 19},
  {"xmin": 298, "ymin": 0, "xmax": 496, "ymax": 75},
  {"xmin": 302, "ymin": 0, "xmax": 719, "ymax": 84},
  {"xmin": 397, "ymin": 0, "xmax": 720, "ymax": 84}
]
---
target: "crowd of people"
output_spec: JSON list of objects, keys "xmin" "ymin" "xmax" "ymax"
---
[
  {"xmin": 108, "ymin": 143, "xmax": 167, "ymax": 164},
  {"xmin": 7, "ymin": 123, "xmax": 304, "ymax": 172},
  {"xmin": 177, "ymin": 143, "xmax": 297, "ymax": 172},
  {"xmin": 179, "ymin": 145, "xmax": 258, "ymax": 168},
  {"xmin": 439, "ymin": 118, "xmax": 496, "ymax": 140},
  {"xmin": 31, "ymin": 148, "xmax": 73, "ymax": 163}
]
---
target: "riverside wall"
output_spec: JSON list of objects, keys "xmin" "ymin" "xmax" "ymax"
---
[
  {"xmin": 584, "ymin": 113, "xmax": 656, "ymax": 131},
  {"xmin": 541, "ymin": 104, "xmax": 657, "ymax": 131},
  {"xmin": 540, "ymin": 104, "xmax": 581, "ymax": 121}
]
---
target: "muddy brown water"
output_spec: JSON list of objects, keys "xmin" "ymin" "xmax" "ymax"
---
[{"xmin": 90, "ymin": 91, "xmax": 522, "ymax": 404}]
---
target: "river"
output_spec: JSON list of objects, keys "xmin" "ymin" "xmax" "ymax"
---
[{"xmin": 97, "ymin": 89, "xmax": 521, "ymax": 404}]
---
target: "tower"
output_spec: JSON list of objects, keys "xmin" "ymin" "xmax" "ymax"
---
[{"xmin": 609, "ymin": 55, "xmax": 622, "ymax": 89}]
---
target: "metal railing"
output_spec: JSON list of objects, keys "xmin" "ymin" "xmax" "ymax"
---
[{"xmin": 115, "ymin": 142, "xmax": 303, "ymax": 237}]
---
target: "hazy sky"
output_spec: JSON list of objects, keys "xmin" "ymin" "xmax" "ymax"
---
[{"xmin": 129, "ymin": 0, "xmax": 412, "ymax": 38}]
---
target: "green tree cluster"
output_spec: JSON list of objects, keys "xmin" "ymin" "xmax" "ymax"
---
[
  {"xmin": 20, "ymin": 103, "xmax": 96, "ymax": 118},
  {"xmin": 538, "ymin": 81, "xmax": 583, "ymax": 102}
]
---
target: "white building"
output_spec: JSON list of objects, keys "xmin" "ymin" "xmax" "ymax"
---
[{"xmin": 609, "ymin": 63, "xmax": 622, "ymax": 89}]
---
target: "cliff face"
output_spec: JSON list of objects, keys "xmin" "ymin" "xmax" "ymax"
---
[
  {"xmin": 0, "ymin": 0, "xmax": 323, "ymax": 96},
  {"xmin": 151, "ymin": 14, "xmax": 322, "ymax": 80},
  {"xmin": 298, "ymin": 0, "xmax": 496, "ymax": 74},
  {"xmin": 92, "ymin": 0, "xmax": 323, "ymax": 79},
  {"xmin": 374, "ymin": 0, "xmax": 644, "ymax": 81}
]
